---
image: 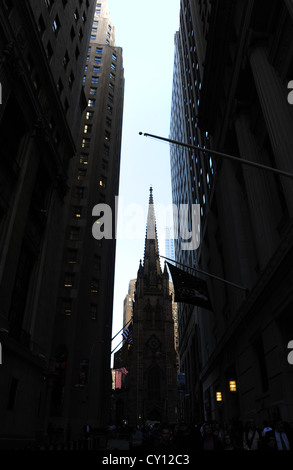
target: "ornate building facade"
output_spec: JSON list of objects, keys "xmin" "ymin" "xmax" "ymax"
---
[
  {"xmin": 170, "ymin": 0, "xmax": 293, "ymax": 427},
  {"xmin": 125, "ymin": 188, "xmax": 178, "ymax": 426}
]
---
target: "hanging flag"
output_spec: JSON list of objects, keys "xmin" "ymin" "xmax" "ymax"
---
[
  {"xmin": 117, "ymin": 367, "xmax": 128, "ymax": 375},
  {"xmin": 167, "ymin": 262, "xmax": 213, "ymax": 311},
  {"xmin": 122, "ymin": 322, "xmax": 133, "ymax": 344}
]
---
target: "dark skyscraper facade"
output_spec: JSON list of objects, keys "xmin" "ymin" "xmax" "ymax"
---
[
  {"xmin": 170, "ymin": 0, "xmax": 293, "ymax": 427},
  {"xmin": 0, "ymin": 0, "xmax": 124, "ymax": 449},
  {"xmin": 49, "ymin": 0, "xmax": 124, "ymax": 438}
]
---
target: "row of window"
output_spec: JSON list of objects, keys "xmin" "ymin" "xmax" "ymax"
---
[{"xmin": 61, "ymin": 299, "xmax": 98, "ymax": 319}]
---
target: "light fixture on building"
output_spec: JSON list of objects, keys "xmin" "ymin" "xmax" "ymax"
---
[
  {"xmin": 229, "ymin": 380, "xmax": 237, "ymax": 392},
  {"xmin": 216, "ymin": 391, "xmax": 222, "ymax": 402}
]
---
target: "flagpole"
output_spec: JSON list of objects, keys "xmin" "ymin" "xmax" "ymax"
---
[
  {"xmin": 139, "ymin": 132, "xmax": 293, "ymax": 180},
  {"xmin": 111, "ymin": 318, "xmax": 131, "ymax": 342},
  {"xmin": 111, "ymin": 339, "xmax": 124, "ymax": 355},
  {"xmin": 161, "ymin": 255, "xmax": 248, "ymax": 294}
]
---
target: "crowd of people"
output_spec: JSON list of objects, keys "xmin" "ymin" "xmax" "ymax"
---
[{"xmin": 128, "ymin": 418, "xmax": 293, "ymax": 452}]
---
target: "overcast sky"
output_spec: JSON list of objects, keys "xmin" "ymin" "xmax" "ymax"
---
[{"xmin": 106, "ymin": 0, "xmax": 180, "ymax": 360}]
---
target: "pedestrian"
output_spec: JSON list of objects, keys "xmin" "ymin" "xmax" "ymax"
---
[
  {"xmin": 242, "ymin": 418, "xmax": 261, "ymax": 450},
  {"xmin": 200, "ymin": 422, "xmax": 222, "ymax": 450},
  {"xmin": 223, "ymin": 433, "xmax": 236, "ymax": 450},
  {"xmin": 273, "ymin": 419, "xmax": 291, "ymax": 450},
  {"xmin": 262, "ymin": 430, "xmax": 277, "ymax": 451},
  {"xmin": 154, "ymin": 424, "xmax": 173, "ymax": 452}
]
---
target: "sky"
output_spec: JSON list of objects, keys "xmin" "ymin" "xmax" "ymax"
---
[{"xmin": 106, "ymin": 0, "xmax": 181, "ymax": 360}]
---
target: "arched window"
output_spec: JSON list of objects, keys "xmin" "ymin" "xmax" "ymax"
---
[{"xmin": 147, "ymin": 366, "xmax": 161, "ymax": 400}]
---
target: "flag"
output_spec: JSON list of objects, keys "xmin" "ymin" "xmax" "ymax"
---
[
  {"xmin": 117, "ymin": 367, "xmax": 128, "ymax": 375},
  {"xmin": 122, "ymin": 322, "xmax": 133, "ymax": 344},
  {"xmin": 167, "ymin": 262, "xmax": 213, "ymax": 311},
  {"xmin": 115, "ymin": 370, "xmax": 122, "ymax": 389}
]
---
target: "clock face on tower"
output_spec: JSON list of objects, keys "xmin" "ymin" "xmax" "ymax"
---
[{"xmin": 146, "ymin": 334, "xmax": 161, "ymax": 352}]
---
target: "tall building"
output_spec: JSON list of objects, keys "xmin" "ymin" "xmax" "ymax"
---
[
  {"xmin": 123, "ymin": 279, "xmax": 136, "ymax": 328},
  {"xmin": 0, "ymin": 0, "xmax": 96, "ymax": 449},
  {"xmin": 125, "ymin": 188, "xmax": 178, "ymax": 426},
  {"xmin": 170, "ymin": 0, "xmax": 293, "ymax": 427},
  {"xmin": 49, "ymin": 0, "xmax": 124, "ymax": 439},
  {"xmin": 165, "ymin": 227, "xmax": 175, "ymax": 262}
]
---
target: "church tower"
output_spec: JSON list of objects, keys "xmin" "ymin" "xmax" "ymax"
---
[{"xmin": 126, "ymin": 187, "xmax": 178, "ymax": 425}]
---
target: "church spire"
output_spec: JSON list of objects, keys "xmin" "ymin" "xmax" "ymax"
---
[{"xmin": 143, "ymin": 187, "xmax": 162, "ymax": 284}]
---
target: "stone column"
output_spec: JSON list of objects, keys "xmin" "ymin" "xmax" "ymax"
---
[
  {"xmin": 284, "ymin": 0, "xmax": 293, "ymax": 21},
  {"xmin": 249, "ymin": 45, "xmax": 293, "ymax": 215},
  {"xmin": 234, "ymin": 113, "xmax": 280, "ymax": 269}
]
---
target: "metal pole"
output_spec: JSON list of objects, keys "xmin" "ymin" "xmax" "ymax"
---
[
  {"xmin": 139, "ymin": 132, "xmax": 293, "ymax": 180},
  {"xmin": 161, "ymin": 255, "xmax": 248, "ymax": 293}
]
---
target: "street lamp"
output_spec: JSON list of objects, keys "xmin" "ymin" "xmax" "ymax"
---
[
  {"xmin": 229, "ymin": 380, "xmax": 237, "ymax": 392},
  {"xmin": 216, "ymin": 392, "xmax": 222, "ymax": 402}
]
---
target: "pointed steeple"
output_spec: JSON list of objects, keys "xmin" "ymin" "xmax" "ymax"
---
[{"xmin": 143, "ymin": 187, "xmax": 162, "ymax": 285}]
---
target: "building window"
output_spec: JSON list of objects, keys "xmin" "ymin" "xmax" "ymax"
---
[
  {"xmin": 93, "ymin": 66, "xmax": 100, "ymax": 74},
  {"xmin": 82, "ymin": 137, "xmax": 90, "ymax": 148},
  {"xmin": 77, "ymin": 148, "xmax": 87, "ymax": 168},
  {"xmin": 45, "ymin": 0, "xmax": 54, "ymax": 11},
  {"xmin": 61, "ymin": 299, "xmax": 72, "ymax": 316},
  {"xmin": 91, "ymin": 279, "xmax": 99, "ymax": 293},
  {"xmin": 69, "ymin": 227, "xmax": 80, "ymax": 240},
  {"xmin": 74, "ymin": 9, "xmax": 79, "ymax": 21},
  {"xmin": 64, "ymin": 273, "xmax": 74, "ymax": 287},
  {"xmin": 84, "ymin": 124, "xmax": 92, "ymax": 134},
  {"xmin": 90, "ymin": 304, "xmax": 98, "ymax": 320},
  {"xmin": 83, "ymin": 75, "xmax": 86, "ymax": 84},
  {"xmin": 94, "ymin": 56, "xmax": 102, "ymax": 64},
  {"xmin": 147, "ymin": 367, "xmax": 161, "ymax": 400},
  {"xmin": 112, "ymin": 53, "xmax": 117, "ymax": 61},
  {"xmin": 91, "ymin": 35, "xmax": 96, "ymax": 40},
  {"xmin": 99, "ymin": 176, "xmax": 107, "ymax": 188},
  {"xmin": 63, "ymin": 50, "xmax": 70, "ymax": 68},
  {"xmin": 96, "ymin": 47, "xmax": 103, "ymax": 54},
  {"xmin": 57, "ymin": 78, "xmax": 63, "ymax": 94},
  {"xmin": 101, "ymin": 159, "xmax": 108, "ymax": 172},
  {"xmin": 108, "ymin": 93, "xmax": 113, "ymax": 103},
  {"xmin": 70, "ymin": 26, "xmax": 76, "ymax": 40},
  {"xmin": 90, "ymin": 88, "xmax": 97, "ymax": 96},
  {"xmin": 91, "ymin": 77, "xmax": 99, "ymax": 84},
  {"xmin": 106, "ymin": 117, "xmax": 111, "ymax": 128},
  {"xmin": 64, "ymin": 98, "xmax": 69, "ymax": 113},
  {"xmin": 52, "ymin": 15, "xmax": 60, "ymax": 35},
  {"xmin": 106, "ymin": 104, "xmax": 112, "ymax": 115},
  {"xmin": 46, "ymin": 41, "xmax": 53, "ymax": 60},
  {"xmin": 88, "ymin": 99, "xmax": 94, "ymax": 108},
  {"xmin": 73, "ymin": 206, "xmax": 82, "ymax": 218},
  {"xmin": 75, "ymin": 186, "xmax": 85, "ymax": 199},
  {"xmin": 104, "ymin": 131, "xmax": 110, "ymax": 142},
  {"xmin": 111, "ymin": 63, "xmax": 116, "ymax": 70},
  {"xmin": 77, "ymin": 169, "xmax": 87, "ymax": 180},
  {"xmin": 110, "ymin": 72, "xmax": 115, "ymax": 80},
  {"xmin": 86, "ymin": 111, "xmax": 94, "ymax": 119},
  {"xmin": 94, "ymin": 255, "xmax": 101, "ymax": 270},
  {"xmin": 67, "ymin": 249, "xmax": 78, "ymax": 264},
  {"xmin": 38, "ymin": 14, "xmax": 46, "ymax": 35},
  {"xmin": 68, "ymin": 71, "xmax": 75, "ymax": 88}
]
